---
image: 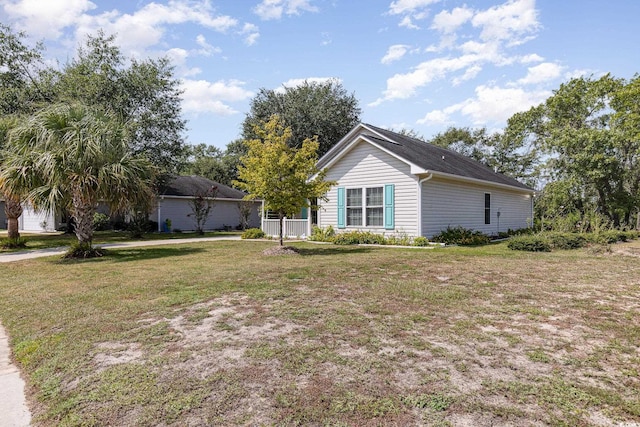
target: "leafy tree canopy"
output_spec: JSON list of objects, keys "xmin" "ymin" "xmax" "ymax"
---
[
  {"xmin": 53, "ymin": 31, "xmax": 188, "ymax": 173},
  {"xmin": 506, "ymin": 73, "xmax": 639, "ymax": 227},
  {"xmin": 242, "ymin": 79, "xmax": 361, "ymax": 157},
  {"xmin": 185, "ymin": 139, "xmax": 247, "ymax": 187},
  {"xmin": 235, "ymin": 115, "xmax": 336, "ymax": 245}
]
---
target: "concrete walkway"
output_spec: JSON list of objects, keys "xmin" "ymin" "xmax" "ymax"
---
[
  {"xmin": 0, "ymin": 235, "xmax": 242, "ymax": 263},
  {"xmin": 0, "ymin": 235, "xmax": 243, "ymax": 426}
]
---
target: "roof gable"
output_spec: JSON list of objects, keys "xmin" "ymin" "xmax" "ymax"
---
[{"xmin": 318, "ymin": 123, "xmax": 533, "ymax": 192}]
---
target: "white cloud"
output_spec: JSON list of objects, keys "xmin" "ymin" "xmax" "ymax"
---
[
  {"xmin": 240, "ymin": 23, "xmax": 260, "ymax": 46},
  {"xmin": 422, "ymin": 84, "xmax": 549, "ymax": 125},
  {"xmin": 388, "ymin": 0, "xmax": 440, "ymax": 15},
  {"xmin": 180, "ymin": 79, "xmax": 253, "ymax": 115},
  {"xmin": 519, "ymin": 53, "xmax": 544, "ymax": 63},
  {"xmin": 321, "ymin": 32, "xmax": 332, "ymax": 46},
  {"xmin": 375, "ymin": 0, "xmax": 542, "ymax": 105},
  {"xmin": 417, "ymin": 109, "xmax": 455, "ymax": 125},
  {"xmin": 3, "ymin": 0, "xmax": 97, "ymax": 38},
  {"xmin": 253, "ymin": 0, "xmax": 318, "ymax": 20},
  {"xmin": 471, "ymin": 0, "xmax": 539, "ymax": 44},
  {"xmin": 452, "ymin": 65, "xmax": 482, "ymax": 85},
  {"xmin": 5, "ymin": 0, "xmax": 241, "ymax": 58},
  {"xmin": 371, "ymin": 54, "xmax": 481, "ymax": 104},
  {"xmin": 517, "ymin": 62, "xmax": 564, "ymax": 85},
  {"xmin": 431, "ymin": 6, "xmax": 473, "ymax": 33},
  {"xmin": 381, "ymin": 44, "xmax": 410, "ymax": 64},
  {"xmin": 388, "ymin": 0, "xmax": 440, "ymax": 29},
  {"xmin": 195, "ymin": 34, "xmax": 221, "ymax": 56}
]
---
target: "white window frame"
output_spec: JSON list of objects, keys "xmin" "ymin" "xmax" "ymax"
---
[
  {"xmin": 345, "ymin": 186, "xmax": 385, "ymax": 228},
  {"xmin": 346, "ymin": 188, "xmax": 363, "ymax": 226}
]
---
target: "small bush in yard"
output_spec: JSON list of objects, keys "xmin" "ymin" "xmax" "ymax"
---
[
  {"xmin": 431, "ymin": 226, "xmax": 490, "ymax": 245},
  {"xmin": 546, "ymin": 232, "xmax": 588, "ymax": 250},
  {"xmin": 93, "ymin": 212, "xmax": 111, "ymax": 231},
  {"xmin": 332, "ymin": 231, "xmax": 386, "ymax": 245},
  {"xmin": 63, "ymin": 242, "xmax": 107, "ymax": 259},
  {"xmin": 1, "ymin": 237, "xmax": 27, "ymax": 249},
  {"xmin": 241, "ymin": 228, "xmax": 265, "ymax": 239},
  {"xmin": 385, "ymin": 233, "xmax": 412, "ymax": 246},
  {"xmin": 413, "ymin": 236, "xmax": 430, "ymax": 246},
  {"xmin": 309, "ymin": 225, "xmax": 335, "ymax": 242},
  {"xmin": 507, "ymin": 235, "xmax": 551, "ymax": 252}
]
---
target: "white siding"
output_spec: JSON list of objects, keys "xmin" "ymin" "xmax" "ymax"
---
[
  {"xmin": 19, "ymin": 205, "xmax": 57, "ymax": 232},
  {"xmin": 421, "ymin": 177, "xmax": 532, "ymax": 237},
  {"xmin": 318, "ymin": 141, "xmax": 419, "ymax": 236},
  {"xmin": 150, "ymin": 198, "xmax": 260, "ymax": 232}
]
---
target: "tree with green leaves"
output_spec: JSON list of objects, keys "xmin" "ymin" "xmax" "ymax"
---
[
  {"xmin": 54, "ymin": 31, "xmax": 188, "ymax": 173},
  {"xmin": 185, "ymin": 139, "xmax": 247, "ymax": 187},
  {"xmin": 235, "ymin": 115, "xmax": 336, "ymax": 246},
  {"xmin": 428, "ymin": 126, "xmax": 539, "ymax": 187},
  {"xmin": 506, "ymin": 74, "xmax": 639, "ymax": 228},
  {"xmin": 189, "ymin": 185, "xmax": 218, "ymax": 235},
  {"xmin": 0, "ymin": 24, "xmax": 52, "ymax": 240},
  {"xmin": 0, "ymin": 103, "xmax": 156, "ymax": 256},
  {"xmin": 242, "ymin": 79, "xmax": 361, "ymax": 157}
]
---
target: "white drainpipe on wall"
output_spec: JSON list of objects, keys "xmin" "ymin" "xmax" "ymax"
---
[{"xmin": 416, "ymin": 173, "xmax": 433, "ymax": 237}]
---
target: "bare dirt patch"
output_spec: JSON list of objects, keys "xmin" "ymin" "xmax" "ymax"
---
[{"xmin": 262, "ymin": 245, "xmax": 300, "ymax": 256}]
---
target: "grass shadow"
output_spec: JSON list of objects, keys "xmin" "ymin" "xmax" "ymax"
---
[
  {"xmin": 54, "ymin": 247, "xmax": 207, "ymax": 264},
  {"xmin": 294, "ymin": 246, "xmax": 375, "ymax": 256}
]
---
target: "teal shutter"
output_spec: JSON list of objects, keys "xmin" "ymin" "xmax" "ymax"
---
[
  {"xmin": 384, "ymin": 184, "xmax": 395, "ymax": 230},
  {"xmin": 337, "ymin": 187, "xmax": 345, "ymax": 229},
  {"xmin": 301, "ymin": 207, "xmax": 308, "ymax": 219}
]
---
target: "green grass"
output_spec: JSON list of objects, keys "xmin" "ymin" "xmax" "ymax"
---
[
  {"xmin": 0, "ymin": 239, "xmax": 639, "ymax": 425},
  {"xmin": 0, "ymin": 230, "xmax": 241, "ymax": 252}
]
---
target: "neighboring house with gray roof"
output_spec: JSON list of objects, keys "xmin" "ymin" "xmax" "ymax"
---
[
  {"xmin": 150, "ymin": 175, "xmax": 260, "ymax": 232},
  {"xmin": 16, "ymin": 176, "xmax": 260, "ymax": 233},
  {"xmin": 314, "ymin": 123, "xmax": 534, "ymax": 238}
]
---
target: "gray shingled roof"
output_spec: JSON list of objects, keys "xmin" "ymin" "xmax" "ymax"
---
[
  {"xmin": 159, "ymin": 175, "xmax": 249, "ymax": 199},
  {"xmin": 320, "ymin": 124, "xmax": 532, "ymax": 191}
]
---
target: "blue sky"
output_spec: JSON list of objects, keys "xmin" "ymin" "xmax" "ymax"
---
[{"xmin": 1, "ymin": 0, "xmax": 638, "ymax": 149}]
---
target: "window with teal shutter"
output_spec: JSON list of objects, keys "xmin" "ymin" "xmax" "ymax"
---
[
  {"xmin": 300, "ymin": 207, "xmax": 308, "ymax": 219},
  {"xmin": 337, "ymin": 187, "xmax": 345, "ymax": 228},
  {"xmin": 384, "ymin": 184, "xmax": 395, "ymax": 230}
]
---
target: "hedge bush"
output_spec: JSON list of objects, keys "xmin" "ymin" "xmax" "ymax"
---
[
  {"xmin": 508, "ymin": 230, "xmax": 639, "ymax": 252},
  {"xmin": 431, "ymin": 226, "xmax": 490, "ymax": 246},
  {"xmin": 507, "ymin": 235, "xmax": 551, "ymax": 252},
  {"xmin": 241, "ymin": 228, "xmax": 265, "ymax": 239},
  {"xmin": 309, "ymin": 225, "xmax": 335, "ymax": 242},
  {"xmin": 332, "ymin": 231, "xmax": 386, "ymax": 245}
]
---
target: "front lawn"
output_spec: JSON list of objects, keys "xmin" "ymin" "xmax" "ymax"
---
[{"xmin": 0, "ymin": 240, "xmax": 638, "ymax": 425}]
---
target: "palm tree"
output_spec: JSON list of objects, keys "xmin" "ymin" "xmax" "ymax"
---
[
  {"xmin": 0, "ymin": 117, "xmax": 26, "ymax": 242},
  {"xmin": 0, "ymin": 103, "xmax": 156, "ymax": 254}
]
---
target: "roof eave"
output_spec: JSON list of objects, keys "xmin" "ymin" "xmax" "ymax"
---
[{"xmin": 423, "ymin": 170, "xmax": 535, "ymax": 193}]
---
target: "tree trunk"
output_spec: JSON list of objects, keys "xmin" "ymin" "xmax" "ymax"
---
[
  {"xmin": 279, "ymin": 212, "xmax": 284, "ymax": 246},
  {"xmin": 4, "ymin": 194, "xmax": 23, "ymax": 240},
  {"xmin": 71, "ymin": 195, "xmax": 96, "ymax": 248}
]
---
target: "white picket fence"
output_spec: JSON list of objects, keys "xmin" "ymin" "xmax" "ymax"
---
[{"xmin": 262, "ymin": 218, "xmax": 309, "ymax": 238}]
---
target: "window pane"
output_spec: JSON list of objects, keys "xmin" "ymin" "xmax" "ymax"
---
[
  {"xmin": 347, "ymin": 188, "xmax": 362, "ymax": 207},
  {"xmin": 484, "ymin": 193, "xmax": 491, "ymax": 224},
  {"xmin": 367, "ymin": 207, "xmax": 383, "ymax": 227},
  {"xmin": 366, "ymin": 187, "xmax": 383, "ymax": 206},
  {"xmin": 347, "ymin": 208, "xmax": 362, "ymax": 226}
]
